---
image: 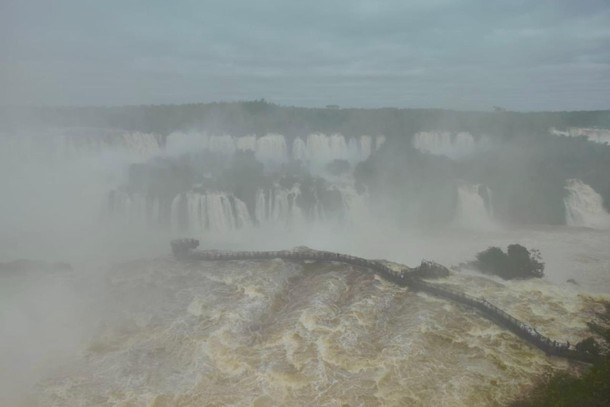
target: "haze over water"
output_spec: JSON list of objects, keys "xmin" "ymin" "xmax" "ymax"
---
[
  {"xmin": 2, "ymin": 1, "xmax": 610, "ymax": 406},
  {"xmin": 0, "ymin": 124, "xmax": 609, "ymax": 406}
]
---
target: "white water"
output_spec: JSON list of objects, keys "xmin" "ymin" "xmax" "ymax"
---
[
  {"xmin": 170, "ymin": 191, "xmax": 252, "ymax": 233},
  {"xmin": 334, "ymin": 184, "xmax": 370, "ymax": 224},
  {"xmin": 551, "ymin": 127, "xmax": 610, "ymax": 145},
  {"xmin": 453, "ymin": 184, "xmax": 495, "ymax": 230},
  {"xmin": 3, "ymin": 132, "xmax": 610, "ymax": 405},
  {"xmin": 564, "ymin": 179, "xmax": 610, "ymax": 228},
  {"xmin": 165, "ymin": 131, "xmax": 382, "ymax": 168},
  {"xmin": 255, "ymin": 185, "xmax": 306, "ymax": 227},
  {"xmin": 412, "ymin": 131, "xmax": 488, "ymax": 159},
  {"xmin": 10, "ymin": 225, "xmax": 610, "ymax": 407},
  {"xmin": 107, "ymin": 184, "xmax": 369, "ymax": 234},
  {"xmin": 5, "ymin": 126, "xmax": 610, "ymax": 407}
]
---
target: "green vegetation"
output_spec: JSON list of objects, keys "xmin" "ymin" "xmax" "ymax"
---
[
  {"xmin": 509, "ymin": 302, "xmax": 610, "ymax": 407},
  {"xmin": 471, "ymin": 244, "xmax": 544, "ymax": 279}
]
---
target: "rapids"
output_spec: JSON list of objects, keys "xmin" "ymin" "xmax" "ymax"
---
[
  {"xmin": 2, "ymin": 128, "xmax": 610, "ymax": 406},
  {"xmin": 2, "ymin": 224, "xmax": 608, "ymax": 407},
  {"xmin": 26, "ymin": 250, "xmax": 605, "ymax": 407}
]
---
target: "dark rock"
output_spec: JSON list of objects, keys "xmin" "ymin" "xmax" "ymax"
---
[
  {"xmin": 170, "ymin": 238, "xmax": 200, "ymax": 257},
  {"xmin": 410, "ymin": 260, "xmax": 451, "ymax": 279}
]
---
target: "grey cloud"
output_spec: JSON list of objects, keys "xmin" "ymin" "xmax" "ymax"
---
[{"xmin": 1, "ymin": 0, "xmax": 609, "ymax": 110}]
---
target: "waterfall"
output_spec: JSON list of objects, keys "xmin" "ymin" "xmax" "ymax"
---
[
  {"xmin": 254, "ymin": 134, "xmax": 289, "ymax": 165},
  {"xmin": 412, "ymin": 131, "xmax": 487, "ymax": 159},
  {"xmin": 453, "ymin": 184, "xmax": 495, "ymax": 229},
  {"xmin": 236, "ymin": 135, "xmax": 257, "ymax": 152},
  {"xmin": 165, "ymin": 191, "xmax": 254, "ymax": 233},
  {"xmin": 335, "ymin": 185, "xmax": 370, "ymax": 224},
  {"xmin": 205, "ymin": 193, "xmax": 236, "ymax": 232},
  {"xmin": 165, "ymin": 131, "xmax": 209, "ymax": 154},
  {"xmin": 253, "ymin": 184, "xmax": 369, "ymax": 227},
  {"xmin": 170, "ymin": 194, "xmax": 184, "ymax": 232},
  {"xmin": 292, "ymin": 134, "xmax": 377, "ymax": 167},
  {"xmin": 292, "ymin": 137, "xmax": 308, "ymax": 162},
  {"xmin": 564, "ymin": 179, "xmax": 610, "ymax": 228},
  {"xmin": 254, "ymin": 185, "xmax": 305, "ymax": 227},
  {"xmin": 295, "ymin": 133, "xmax": 349, "ymax": 165},
  {"xmin": 166, "ymin": 132, "xmax": 379, "ymax": 168},
  {"xmin": 106, "ymin": 184, "xmax": 369, "ymax": 231},
  {"xmin": 551, "ymin": 127, "xmax": 610, "ymax": 145},
  {"xmin": 233, "ymin": 198, "xmax": 253, "ymax": 229}
]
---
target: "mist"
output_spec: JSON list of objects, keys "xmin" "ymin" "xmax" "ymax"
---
[
  {"xmin": 2, "ymin": 107, "xmax": 610, "ymax": 405},
  {"xmin": 2, "ymin": 1, "xmax": 610, "ymax": 405}
]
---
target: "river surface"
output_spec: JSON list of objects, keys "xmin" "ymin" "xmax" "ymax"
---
[{"xmin": 1, "ymin": 225, "xmax": 609, "ymax": 406}]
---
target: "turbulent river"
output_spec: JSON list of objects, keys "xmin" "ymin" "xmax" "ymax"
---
[
  {"xmin": 1, "ymin": 129, "xmax": 610, "ymax": 406},
  {"xmin": 2, "ymin": 225, "xmax": 609, "ymax": 407}
]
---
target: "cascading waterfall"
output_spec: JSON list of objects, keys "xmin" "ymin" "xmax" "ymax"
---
[
  {"xmin": 106, "ymin": 184, "xmax": 369, "ymax": 232},
  {"xmin": 334, "ymin": 184, "xmax": 370, "ymax": 224},
  {"xmin": 254, "ymin": 186, "xmax": 306, "ymax": 226},
  {"xmin": 453, "ymin": 184, "xmax": 495, "ymax": 229},
  {"xmin": 106, "ymin": 130, "xmax": 380, "ymax": 231},
  {"xmin": 292, "ymin": 134, "xmax": 378, "ymax": 166},
  {"xmin": 348, "ymin": 136, "xmax": 373, "ymax": 162},
  {"xmin": 205, "ymin": 193, "xmax": 236, "ymax": 232},
  {"xmin": 165, "ymin": 132, "xmax": 382, "ymax": 167},
  {"xmin": 254, "ymin": 134, "xmax": 288, "ymax": 165},
  {"xmin": 564, "ymin": 179, "xmax": 610, "ymax": 228},
  {"xmin": 550, "ymin": 127, "xmax": 610, "ymax": 145},
  {"xmin": 170, "ymin": 194, "xmax": 184, "ymax": 232},
  {"xmin": 207, "ymin": 134, "xmax": 237, "ymax": 156},
  {"xmin": 172, "ymin": 192, "xmax": 253, "ymax": 233},
  {"xmin": 412, "ymin": 131, "xmax": 487, "ymax": 159},
  {"xmin": 299, "ymin": 133, "xmax": 349, "ymax": 164}
]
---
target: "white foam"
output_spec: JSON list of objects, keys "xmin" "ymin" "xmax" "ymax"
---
[
  {"xmin": 564, "ymin": 179, "xmax": 610, "ymax": 229},
  {"xmin": 413, "ymin": 131, "xmax": 488, "ymax": 159},
  {"xmin": 453, "ymin": 184, "xmax": 495, "ymax": 230},
  {"xmin": 551, "ymin": 127, "xmax": 610, "ymax": 145}
]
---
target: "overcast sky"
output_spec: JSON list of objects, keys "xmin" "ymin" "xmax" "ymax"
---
[{"xmin": 2, "ymin": 0, "xmax": 609, "ymax": 110}]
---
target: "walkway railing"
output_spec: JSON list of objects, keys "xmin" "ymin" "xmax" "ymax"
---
[{"xmin": 170, "ymin": 239, "xmax": 595, "ymax": 364}]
